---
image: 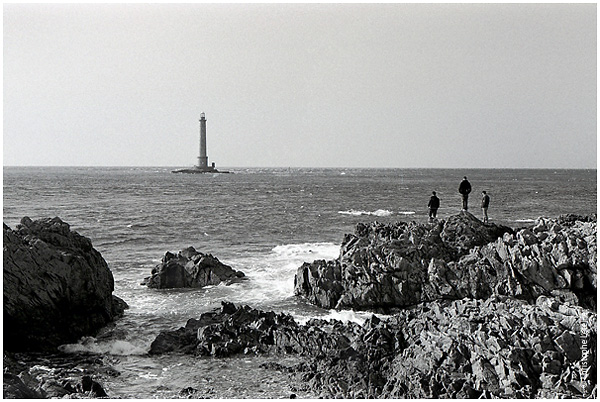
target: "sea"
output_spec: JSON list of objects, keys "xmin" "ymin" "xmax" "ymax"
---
[{"xmin": 3, "ymin": 166, "xmax": 597, "ymax": 398}]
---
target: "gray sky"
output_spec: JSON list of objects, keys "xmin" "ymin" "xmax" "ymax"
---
[{"xmin": 3, "ymin": 3, "xmax": 597, "ymax": 168}]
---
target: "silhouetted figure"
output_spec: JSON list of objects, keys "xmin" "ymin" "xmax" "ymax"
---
[
  {"xmin": 428, "ymin": 191, "xmax": 440, "ymax": 222},
  {"xmin": 458, "ymin": 176, "xmax": 472, "ymax": 210},
  {"xmin": 481, "ymin": 191, "xmax": 490, "ymax": 223}
]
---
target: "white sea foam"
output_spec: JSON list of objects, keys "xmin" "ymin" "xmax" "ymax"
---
[
  {"xmin": 58, "ymin": 337, "xmax": 148, "ymax": 356},
  {"xmin": 338, "ymin": 209, "xmax": 416, "ymax": 217},
  {"xmin": 515, "ymin": 219, "xmax": 536, "ymax": 223},
  {"xmin": 296, "ymin": 309, "xmax": 388, "ymax": 325},
  {"xmin": 338, "ymin": 209, "xmax": 393, "ymax": 217},
  {"xmin": 225, "ymin": 242, "xmax": 340, "ymax": 306},
  {"xmin": 271, "ymin": 242, "xmax": 340, "ymax": 260}
]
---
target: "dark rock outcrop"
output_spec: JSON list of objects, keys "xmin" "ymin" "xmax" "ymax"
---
[
  {"xmin": 3, "ymin": 352, "xmax": 116, "ymax": 399},
  {"xmin": 149, "ymin": 301, "xmax": 359, "ymax": 357},
  {"xmin": 142, "ymin": 246, "xmax": 245, "ymax": 289},
  {"xmin": 294, "ymin": 212, "xmax": 596, "ymax": 310},
  {"xmin": 149, "ymin": 299, "xmax": 596, "ymax": 398},
  {"xmin": 149, "ymin": 301, "xmax": 404, "ymax": 398},
  {"xmin": 3, "ymin": 217, "xmax": 127, "ymax": 352}
]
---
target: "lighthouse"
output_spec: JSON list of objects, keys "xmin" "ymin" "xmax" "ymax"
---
[
  {"xmin": 172, "ymin": 112, "xmax": 230, "ymax": 174},
  {"xmin": 198, "ymin": 112, "xmax": 208, "ymax": 168}
]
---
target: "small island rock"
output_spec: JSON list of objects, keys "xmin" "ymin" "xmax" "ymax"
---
[{"xmin": 142, "ymin": 246, "xmax": 245, "ymax": 289}]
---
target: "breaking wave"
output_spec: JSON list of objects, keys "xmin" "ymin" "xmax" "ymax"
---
[
  {"xmin": 338, "ymin": 209, "xmax": 393, "ymax": 217},
  {"xmin": 338, "ymin": 209, "xmax": 415, "ymax": 217},
  {"xmin": 58, "ymin": 337, "xmax": 148, "ymax": 356}
]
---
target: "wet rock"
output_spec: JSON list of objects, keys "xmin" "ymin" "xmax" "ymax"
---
[
  {"xmin": 142, "ymin": 246, "xmax": 245, "ymax": 289},
  {"xmin": 151, "ymin": 302, "xmax": 306, "ymax": 356},
  {"xmin": 149, "ymin": 301, "xmax": 404, "ymax": 397},
  {"xmin": 294, "ymin": 260, "xmax": 343, "ymax": 309},
  {"xmin": 3, "ymin": 217, "xmax": 128, "ymax": 352},
  {"xmin": 3, "ymin": 352, "xmax": 116, "ymax": 399}
]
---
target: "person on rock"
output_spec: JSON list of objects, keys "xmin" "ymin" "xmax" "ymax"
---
[
  {"xmin": 428, "ymin": 191, "xmax": 440, "ymax": 222},
  {"xmin": 481, "ymin": 191, "xmax": 490, "ymax": 223},
  {"xmin": 458, "ymin": 176, "xmax": 472, "ymax": 211}
]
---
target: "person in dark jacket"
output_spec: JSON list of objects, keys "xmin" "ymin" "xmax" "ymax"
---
[
  {"xmin": 481, "ymin": 191, "xmax": 490, "ymax": 223},
  {"xmin": 458, "ymin": 176, "xmax": 472, "ymax": 211},
  {"xmin": 428, "ymin": 191, "xmax": 440, "ymax": 222}
]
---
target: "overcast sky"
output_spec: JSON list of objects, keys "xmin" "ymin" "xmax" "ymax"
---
[{"xmin": 3, "ymin": 3, "xmax": 597, "ymax": 168}]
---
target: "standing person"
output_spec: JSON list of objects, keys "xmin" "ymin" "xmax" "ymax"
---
[
  {"xmin": 428, "ymin": 191, "xmax": 440, "ymax": 222},
  {"xmin": 458, "ymin": 176, "xmax": 472, "ymax": 211},
  {"xmin": 481, "ymin": 191, "xmax": 490, "ymax": 223}
]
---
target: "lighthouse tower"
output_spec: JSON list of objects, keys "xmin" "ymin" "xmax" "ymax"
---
[
  {"xmin": 198, "ymin": 112, "xmax": 208, "ymax": 168},
  {"xmin": 171, "ymin": 111, "xmax": 229, "ymax": 174}
]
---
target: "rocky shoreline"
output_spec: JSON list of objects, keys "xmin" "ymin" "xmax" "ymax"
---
[
  {"xmin": 3, "ymin": 213, "xmax": 597, "ymax": 398},
  {"xmin": 294, "ymin": 211, "xmax": 596, "ymax": 311},
  {"xmin": 146, "ymin": 296, "xmax": 596, "ymax": 398}
]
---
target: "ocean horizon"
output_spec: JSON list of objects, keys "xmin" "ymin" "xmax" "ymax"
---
[{"xmin": 3, "ymin": 165, "xmax": 597, "ymax": 169}]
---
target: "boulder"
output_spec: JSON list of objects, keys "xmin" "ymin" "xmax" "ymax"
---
[
  {"xmin": 141, "ymin": 246, "xmax": 245, "ymax": 289},
  {"xmin": 3, "ymin": 217, "xmax": 127, "ymax": 352},
  {"xmin": 294, "ymin": 213, "xmax": 596, "ymax": 310}
]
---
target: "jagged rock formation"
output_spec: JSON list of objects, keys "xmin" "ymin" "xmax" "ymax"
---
[
  {"xmin": 294, "ymin": 212, "xmax": 596, "ymax": 310},
  {"xmin": 3, "ymin": 217, "xmax": 127, "ymax": 352},
  {"xmin": 149, "ymin": 299, "xmax": 596, "ymax": 398},
  {"xmin": 386, "ymin": 296, "xmax": 596, "ymax": 398},
  {"xmin": 141, "ymin": 246, "xmax": 245, "ymax": 289},
  {"xmin": 149, "ymin": 301, "xmax": 402, "ymax": 398},
  {"xmin": 149, "ymin": 301, "xmax": 361, "ymax": 357}
]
